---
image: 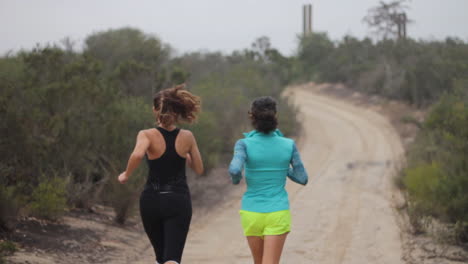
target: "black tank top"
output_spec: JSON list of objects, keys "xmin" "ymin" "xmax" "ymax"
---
[{"xmin": 145, "ymin": 127, "xmax": 189, "ymax": 193}]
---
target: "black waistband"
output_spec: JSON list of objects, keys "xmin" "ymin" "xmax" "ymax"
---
[{"xmin": 144, "ymin": 183, "xmax": 189, "ymax": 193}]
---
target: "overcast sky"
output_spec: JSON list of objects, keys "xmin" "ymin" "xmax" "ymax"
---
[{"xmin": 1, "ymin": 0, "xmax": 467, "ymax": 56}]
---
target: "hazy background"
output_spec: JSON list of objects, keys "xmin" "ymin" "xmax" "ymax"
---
[
  {"xmin": 1, "ymin": 0, "xmax": 467, "ymax": 55},
  {"xmin": 2, "ymin": 1, "xmax": 468, "ymax": 262}
]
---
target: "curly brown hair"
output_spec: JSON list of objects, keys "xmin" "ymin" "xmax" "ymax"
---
[
  {"xmin": 250, "ymin": 96, "xmax": 278, "ymax": 133},
  {"xmin": 153, "ymin": 84, "xmax": 201, "ymax": 126}
]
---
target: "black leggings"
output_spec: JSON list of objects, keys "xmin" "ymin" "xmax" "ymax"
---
[{"xmin": 139, "ymin": 188, "xmax": 192, "ymax": 264}]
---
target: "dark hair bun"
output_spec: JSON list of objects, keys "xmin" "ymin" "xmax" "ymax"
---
[{"xmin": 250, "ymin": 96, "xmax": 278, "ymax": 133}]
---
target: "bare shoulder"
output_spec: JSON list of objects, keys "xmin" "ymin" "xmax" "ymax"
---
[
  {"xmin": 139, "ymin": 129, "xmax": 153, "ymax": 136},
  {"xmin": 179, "ymin": 129, "xmax": 194, "ymax": 139},
  {"xmin": 138, "ymin": 129, "xmax": 158, "ymax": 139},
  {"xmin": 179, "ymin": 129, "xmax": 197, "ymax": 145}
]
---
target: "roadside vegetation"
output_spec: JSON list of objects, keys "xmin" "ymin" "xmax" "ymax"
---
[
  {"xmin": 0, "ymin": 0, "xmax": 466, "ymax": 249},
  {"xmin": 293, "ymin": 0, "xmax": 468, "ymax": 244},
  {"xmin": 0, "ymin": 28, "xmax": 299, "ymax": 228}
]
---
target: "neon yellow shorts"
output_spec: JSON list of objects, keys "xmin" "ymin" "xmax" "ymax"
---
[{"xmin": 239, "ymin": 210, "xmax": 291, "ymax": 237}]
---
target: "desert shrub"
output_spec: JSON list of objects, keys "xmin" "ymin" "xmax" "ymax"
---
[
  {"xmin": 0, "ymin": 186, "xmax": 22, "ymax": 232},
  {"xmin": 0, "ymin": 240, "xmax": 16, "ymax": 256},
  {"xmin": 0, "ymin": 28, "xmax": 300, "ymax": 225},
  {"xmin": 404, "ymin": 162, "xmax": 443, "ymax": 215},
  {"xmin": 403, "ymin": 85, "xmax": 468, "ymax": 241},
  {"xmin": 107, "ymin": 181, "xmax": 139, "ymax": 225},
  {"xmin": 184, "ymin": 52, "xmax": 300, "ymax": 170},
  {"xmin": 454, "ymin": 221, "xmax": 468, "ymax": 243},
  {"xmin": 104, "ymin": 168, "xmax": 146, "ymax": 225},
  {"xmin": 0, "ymin": 240, "xmax": 16, "ymax": 264},
  {"xmin": 29, "ymin": 177, "xmax": 67, "ymax": 220},
  {"xmin": 65, "ymin": 172, "xmax": 109, "ymax": 210},
  {"xmin": 188, "ymin": 112, "xmax": 223, "ymax": 171},
  {"xmin": 296, "ymin": 34, "xmax": 468, "ymax": 107},
  {"xmin": 277, "ymin": 96, "xmax": 301, "ymax": 137}
]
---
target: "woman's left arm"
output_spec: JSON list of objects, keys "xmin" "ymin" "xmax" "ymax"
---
[
  {"xmin": 228, "ymin": 140, "xmax": 247, "ymax": 184},
  {"xmin": 287, "ymin": 142, "xmax": 308, "ymax": 185},
  {"xmin": 118, "ymin": 131, "xmax": 150, "ymax": 184}
]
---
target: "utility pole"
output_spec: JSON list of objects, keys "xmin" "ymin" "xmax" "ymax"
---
[{"xmin": 303, "ymin": 4, "xmax": 312, "ymax": 36}]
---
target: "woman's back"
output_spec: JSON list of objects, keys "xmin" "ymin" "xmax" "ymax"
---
[
  {"xmin": 118, "ymin": 84, "xmax": 203, "ymax": 264},
  {"xmin": 144, "ymin": 127, "xmax": 192, "ymax": 160},
  {"xmin": 233, "ymin": 130, "xmax": 295, "ymax": 213},
  {"xmin": 145, "ymin": 127, "xmax": 188, "ymax": 190},
  {"xmin": 228, "ymin": 96, "xmax": 308, "ymax": 264},
  {"xmin": 244, "ymin": 131, "xmax": 293, "ymax": 171}
]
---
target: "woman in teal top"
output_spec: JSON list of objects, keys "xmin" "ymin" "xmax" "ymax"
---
[{"xmin": 229, "ymin": 96, "xmax": 308, "ymax": 264}]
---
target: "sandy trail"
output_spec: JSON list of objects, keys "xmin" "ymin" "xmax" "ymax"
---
[{"xmin": 135, "ymin": 86, "xmax": 405, "ymax": 264}]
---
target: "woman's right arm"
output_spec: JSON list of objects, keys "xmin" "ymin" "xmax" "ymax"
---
[
  {"xmin": 118, "ymin": 131, "xmax": 150, "ymax": 184},
  {"xmin": 188, "ymin": 131, "xmax": 204, "ymax": 175}
]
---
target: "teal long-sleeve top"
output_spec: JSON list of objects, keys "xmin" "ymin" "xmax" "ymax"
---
[{"xmin": 228, "ymin": 129, "xmax": 308, "ymax": 213}]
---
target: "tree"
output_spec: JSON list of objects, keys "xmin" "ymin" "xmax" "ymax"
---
[
  {"xmin": 296, "ymin": 32, "xmax": 335, "ymax": 80},
  {"xmin": 363, "ymin": 0, "xmax": 412, "ymax": 40},
  {"xmin": 84, "ymin": 28, "xmax": 170, "ymax": 96},
  {"xmin": 251, "ymin": 36, "xmax": 272, "ymax": 61}
]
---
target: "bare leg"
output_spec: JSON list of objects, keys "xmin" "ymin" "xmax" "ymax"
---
[
  {"xmin": 262, "ymin": 233, "xmax": 288, "ymax": 264},
  {"xmin": 247, "ymin": 236, "xmax": 264, "ymax": 264}
]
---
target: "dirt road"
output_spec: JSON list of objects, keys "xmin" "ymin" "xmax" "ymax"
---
[{"xmin": 134, "ymin": 86, "xmax": 406, "ymax": 264}]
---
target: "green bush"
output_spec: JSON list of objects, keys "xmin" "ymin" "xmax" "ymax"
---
[
  {"xmin": 404, "ymin": 162, "xmax": 443, "ymax": 214},
  {"xmin": 102, "ymin": 166, "xmax": 146, "ymax": 225},
  {"xmin": 0, "ymin": 240, "xmax": 16, "ymax": 264},
  {"xmin": 454, "ymin": 221, "xmax": 468, "ymax": 243},
  {"xmin": 0, "ymin": 28, "xmax": 300, "ymax": 225},
  {"xmin": 296, "ymin": 34, "xmax": 468, "ymax": 107},
  {"xmin": 0, "ymin": 240, "xmax": 16, "ymax": 256},
  {"xmin": 0, "ymin": 186, "xmax": 21, "ymax": 231},
  {"xmin": 188, "ymin": 111, "xmax": 222, "ymax": 172},
  {"xmin": 403, "ymin": 86, "xmax": 468, "ymax": 241},
  {"xmin": 29, "ymin": 177, "xmax": 67, "ymax": 220},
  {"xmin": 105, "ymin": 178, "xmax": 143, "ymax": 225}
]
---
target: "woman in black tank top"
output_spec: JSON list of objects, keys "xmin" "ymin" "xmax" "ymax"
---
[{"xmin": 118, "ymin": 84, "xmax": 204, "ymax": 264}]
